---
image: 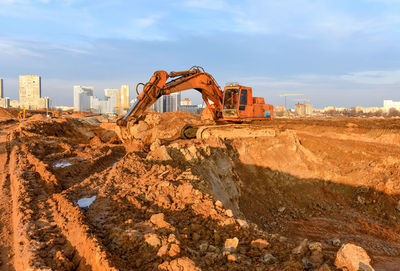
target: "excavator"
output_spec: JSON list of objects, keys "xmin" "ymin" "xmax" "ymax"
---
[{"xmin": 116, "ymin": 66, "xmax": 274, "ymax": 141}]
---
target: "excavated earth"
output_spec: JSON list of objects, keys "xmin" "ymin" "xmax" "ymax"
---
[{"xmin": 1, "ymin": 110, "xmax": 400, "ymax": 271}]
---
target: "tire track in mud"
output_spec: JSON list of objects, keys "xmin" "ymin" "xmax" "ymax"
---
[
  {"xmin": 3, "ymin": 119, "xmax": 125, "ymax": 270},
  {"xmin": 0, "ymin": 124, "xmax": 18, "ymax": 271}
]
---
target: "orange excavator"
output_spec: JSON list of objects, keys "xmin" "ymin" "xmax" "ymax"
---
[{"xmin": 116, "ymin": 66, "xmax": 274, "ymax": 139}]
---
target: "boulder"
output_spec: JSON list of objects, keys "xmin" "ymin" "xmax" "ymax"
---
[
  {"xmin": 335, "ymin": 244, "xmax": 374, "ymax": 271},
  {"xmin": 251, "ymin": 239, "xmax": 270, "ymax": 250},
  {"xmin": 224, "ymin": 237, "xmax": 239, "ymax": 252}
]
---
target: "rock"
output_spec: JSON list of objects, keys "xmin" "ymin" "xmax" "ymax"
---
[
  {"xmin": 251, "ymin": 239, "xmax": 270, "ymax": 250},
  {"xmin": 157, "ymin": 245, "xmax": 169, "ymax": 257},
  {"xmin": 236, "ymin": 219, "xmax": 249, "ymax": 228},
  {"xmin": 168, "ymin": 234, "xmax": 180, "ymax": 244},
  {"xmin": 169, "ymin": 257, "xmax": 201, "ymax": 271},
  {"xmin": 224, "ymin": 237, "xmax": 239, "ymax": 252},
  {"xmin": 227, "ymin": 254, "xmax": 238, "ymax": 262},
  {"xmin": 225, "ymin": 209, "xmax": 234, "ymax": 217},
  {"xmin": 147, "ymin": 145, "xmax": 172, "ymax": 161},
  {"xmin": 262, "ymin": 253, "xmax": 277, "ymax": 264},
  {"xmin": 168, "ymin": 244, "xmax": 181, "ymax": 257},
  {"xmin": 331, "ymin": 238, "xmax": 341, "ymax": 247},
  {"xmin": 309, "ymin": 250, "xmax": 324, "ymax": 266},
  {"xmin": 199, "ymin": 243, "xmax": 208, "ymax": 252},
  {"xmin": 144, "ymin": 233, "xmax": 161, "ymax": 248},
  {"xmin": 158, "ymin": 261, "xmax": 170, "ymax": 271},
  {"xmin": 215, "ymin": 200, "xmax": 223, "ymax": 208},
  {"xmin": 278, "ymin": 206, "xmax": 286, "ymax": 213},
  {"xmin": 308, "ymin": 242, "xmax": 323, "ymax": 252},
  {"xmin": 150, "ymin": 213, "xmax": 173, "ymax": 229},
  {"xmin": 130, "ymin": 121, "xmax": 149, "ymax": 139},
  {"xmin": 208, "ymin": 245, "xmax": 217, "ymax": 252},
  {"xmin": 335, "ymin": 244, "xmax": 374, "ymax": 271},
  {"xmin": 357, "ymin": 195, "xmax": 365, "ymax": 205},
  {"xmin": 292, "ymin": 239, "xmax": 308, "ymax": 256}
]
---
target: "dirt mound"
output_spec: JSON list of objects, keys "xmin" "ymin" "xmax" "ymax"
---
[
  {"xmin": 0, "ymin": 107, "xmax": 16, "ymax": 119},
  {"xmin": 115, "ymin": 111, "xmax": 211, "ymax": 143},
  {"xmin": 29, "ymin": 114, "xmax": 47, "ymax": 120}
]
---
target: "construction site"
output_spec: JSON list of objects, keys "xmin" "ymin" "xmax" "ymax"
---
[{"xmin": 1, "ymin": 68, "xmax": 400, "ymax": 271}]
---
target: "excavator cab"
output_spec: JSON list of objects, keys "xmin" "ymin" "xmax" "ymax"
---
[{"xmin": 222, "ymin": 84, "xmax": 250, "ymax": 119}]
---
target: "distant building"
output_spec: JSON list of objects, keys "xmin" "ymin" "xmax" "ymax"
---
[
  {"xmin": 323, "ymin": 106, "xmax": 347, "ymax": 112},
  {"xmin": 90, "ymin": 95, "xmax": 112, "ymax": 114},
  {"xmin": 295, "ymin": 103, "xmax": 313, "ymax": 116},
  {"xmin": 104, "ymin": 88, "xmax": 120, "ymax": 114},
  {"xmin": 181, "ymin": 98, "xmax": 192, "ymax": 106},
  {"xmin": 73, "ymin": 86, "xmax": 93, "ymax": 112},
  {"xmin": 179, "ymin": 105, "xmax": 201, "ymax": 114},
  {"xmin": 0, "ymin": 78, "xmax": 10, "ymax": 108},
  {"xmin": 0, "ymin": 97, "xmax": 10, "ymax": 108},
  {"xmin": 164, "ymin": 92, "xmax": 181, "ymax": 112},
  {"xmin": 384, "ymin": 100, "xmax": 400, "ymax": 112},
  {"xmin": 19, "ymin": 75, "xmax": 49, "ymax": 109},
  {"xmin": 10, "ymin": 100, "xmax": 19, "ymax": 108},
  {"xmin": 120, "ymin": 85, "xmax": 130, "ymax": 113}
]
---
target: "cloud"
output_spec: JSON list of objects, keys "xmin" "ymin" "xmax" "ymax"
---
[
  {"xmin": 341, "ymin": 70, "xmax": 400, "ymax": 84},
  {"xmin": 133, "ymin": 14, "xmax": 163, "ymax": 28},
  {"xmin": 0, "ymin": 37, "xmax": 91, "ymax": 59}
]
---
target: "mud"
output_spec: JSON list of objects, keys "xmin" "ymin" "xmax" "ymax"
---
[{"xmin": 0, "ymin": 109, "xmax": 400, "ymax": 270}]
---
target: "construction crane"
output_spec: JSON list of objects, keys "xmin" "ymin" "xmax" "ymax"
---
[{"xmin": 279, "ymin": 93, "xmax": 303, "ymax": 110}]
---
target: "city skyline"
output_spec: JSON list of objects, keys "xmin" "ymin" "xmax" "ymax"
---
[{"xmin": 1, "ymin": 1, "xmax": 400, "ymax": 108}]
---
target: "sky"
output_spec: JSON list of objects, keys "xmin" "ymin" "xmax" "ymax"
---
[{"xmin": 0, "ymin": 0, "xmax": 400, "ymax": 108}]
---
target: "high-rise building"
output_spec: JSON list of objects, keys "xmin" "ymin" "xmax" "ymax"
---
[
  {"xmin": 105, "ymin": 88, "xmax": 121, "ymax": 114},
  {"xmin": 384, "ymin": 100, "xmax": 400, "ymax": 112},
  {"xmin": 295, "ymin": 103, "xmax": 313, "ymax": 116},
  {"xmin": 73, "ymin": 86, "xmax": 94, "ymax": 112},
  {"xmin": 0, "ymin": 97, "xmax": 10, "ymax": 108},
  {"xmin": 164, "ymin": 92, "xmax": 181, "ymax": 112},
  {"xmin": 19, "ymin": 75, "xmax": 48, "ymax": 109},
  {"xmin": 120, "ymin": 85, "xmax": 130, "ymax": 113}
]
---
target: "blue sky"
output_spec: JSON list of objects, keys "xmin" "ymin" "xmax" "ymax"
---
[{"xmin": 1, "ymin": 0, "xmax": 400, "ymax": 108}]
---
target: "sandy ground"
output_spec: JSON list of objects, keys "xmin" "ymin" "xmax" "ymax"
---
[{"xmin": 0, "ymin": 110, "xmax": 400, "ymax": 270}]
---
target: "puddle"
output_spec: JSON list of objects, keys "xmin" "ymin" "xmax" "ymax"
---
[
  {"xmin": 54, "ymin": 161, "xmax": 72, "ymax": 168},
  {"xmin": 77, "ymin": 196, "xmax": 96, "ymax": 209}
]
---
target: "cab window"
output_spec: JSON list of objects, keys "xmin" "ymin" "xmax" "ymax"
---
[
  {"xmin": 240, "ymin": 89, "xmax": 247, "ymax": 105},
  {"xmin": 223, "ymin": 89, "xmax": 239, "ymax": 109}
]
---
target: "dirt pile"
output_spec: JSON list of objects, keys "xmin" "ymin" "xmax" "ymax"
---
[
  {"xmin": 29, "ymin": 113, "xmax": 47, "ymax": 120},
  {"xmin": 0, "ymin": 107, "xmax": 17, "ymax": 119},
  {"xmin": 1, "ymin": 114, "xmax": 400, "ymax": 270},
  {"xmin": 115, "ymin": 111, "xmax": 211, "ymax": 143}
]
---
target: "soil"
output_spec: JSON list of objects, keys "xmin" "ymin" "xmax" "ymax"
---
[{"xmin": 1, "ymin": 112, "xmax": 400, "ymax": 270}]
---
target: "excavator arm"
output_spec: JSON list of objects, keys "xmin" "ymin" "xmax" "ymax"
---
[{"xmin": 117, "ymin": 67, "xmax": 224, "ymax": 126}]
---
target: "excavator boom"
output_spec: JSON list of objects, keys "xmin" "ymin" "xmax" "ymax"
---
[{"xmin": 117, "ymin": 66, "xmax": 224, "ymax": 126}]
